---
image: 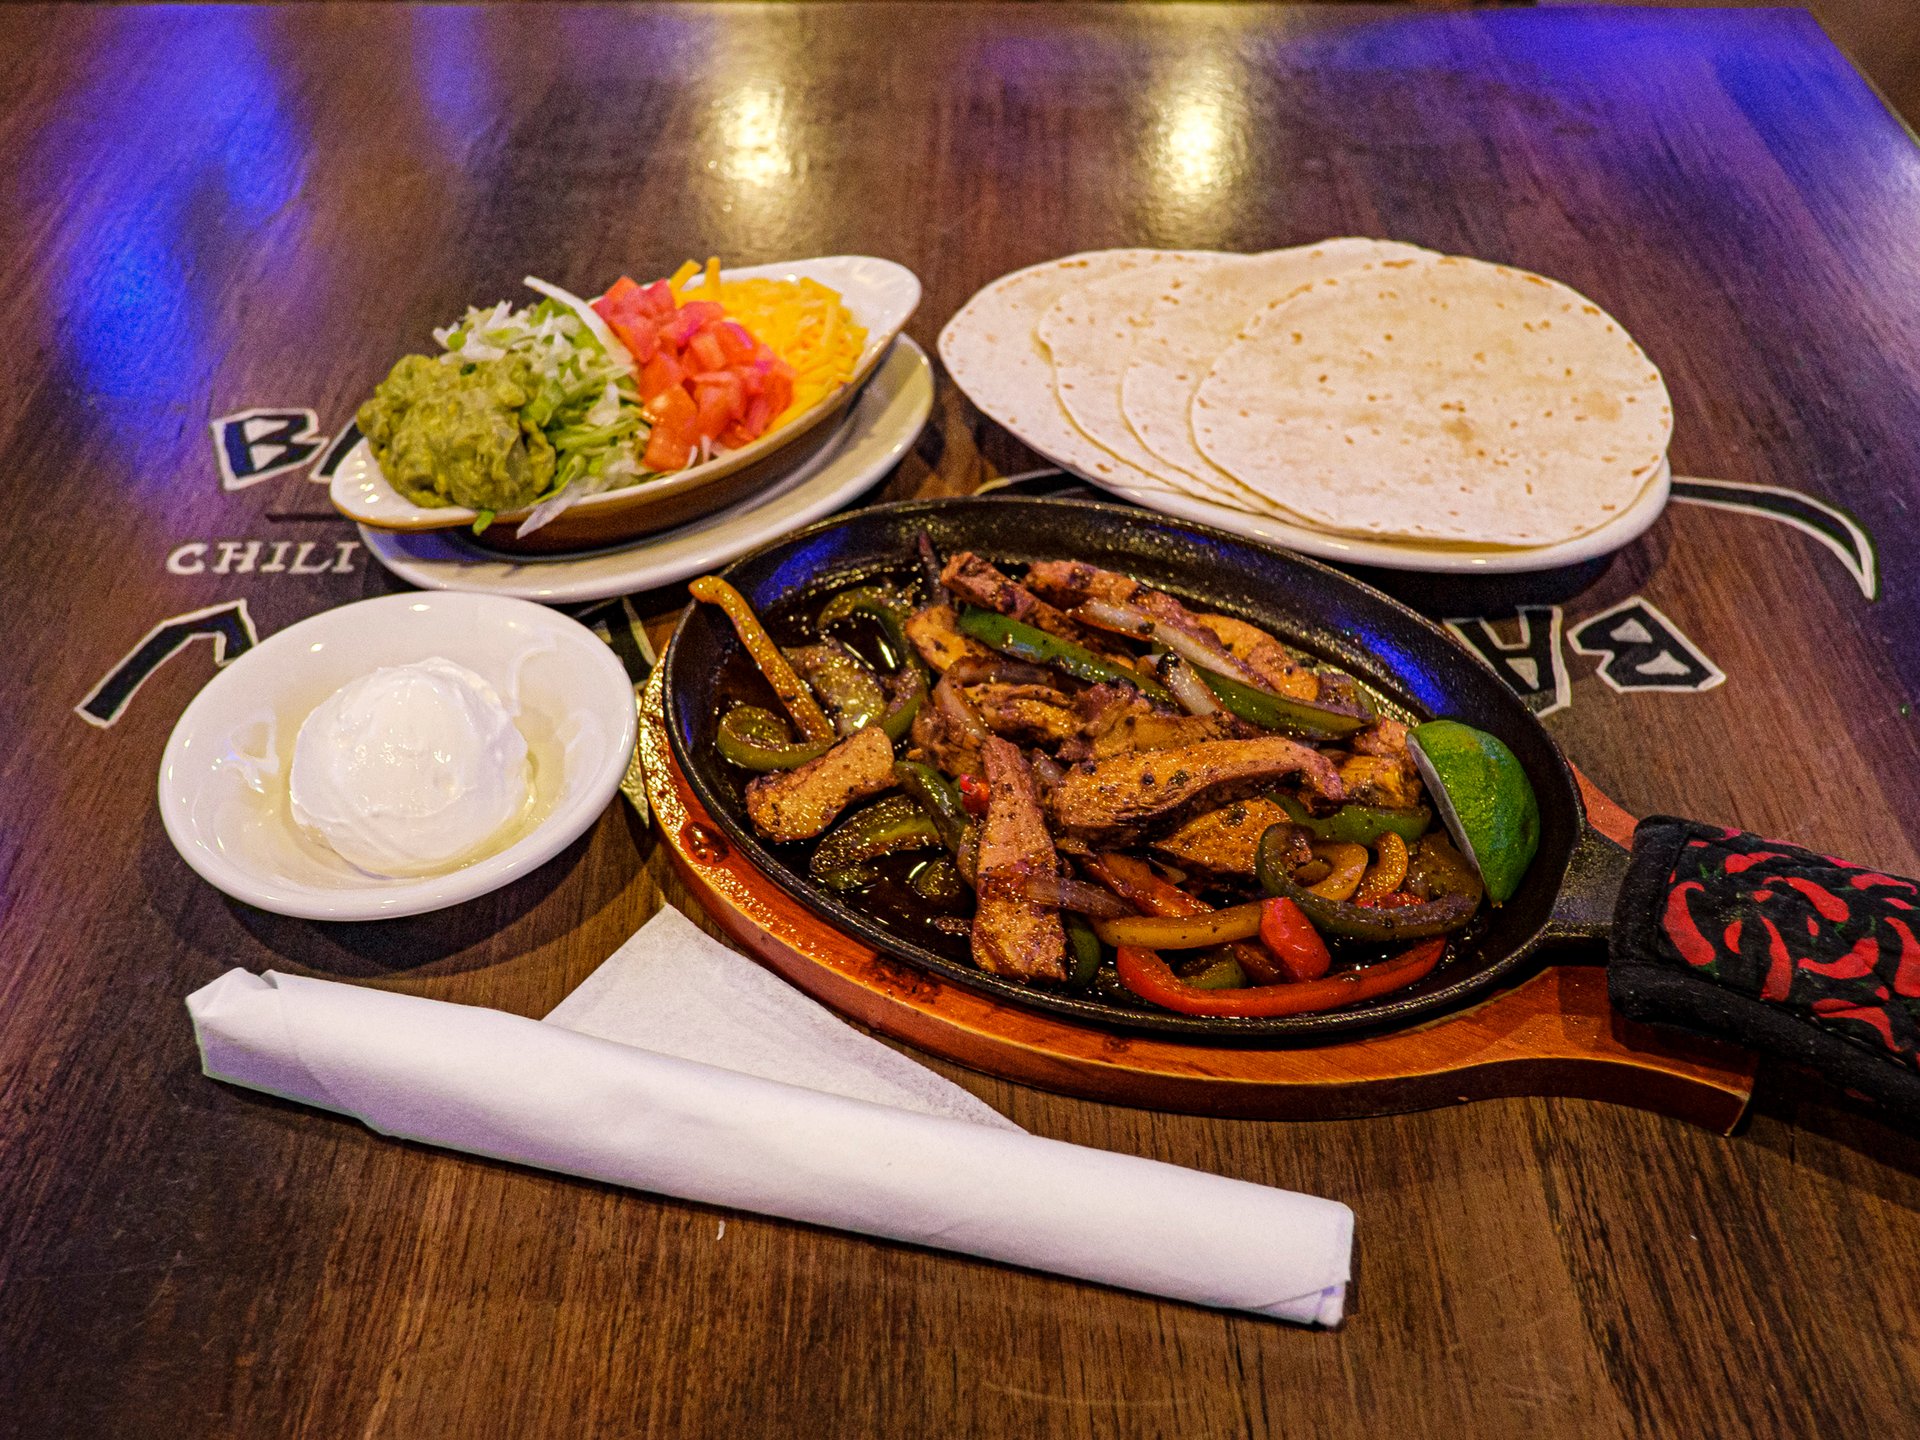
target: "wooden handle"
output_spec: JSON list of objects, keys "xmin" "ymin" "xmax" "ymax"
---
[{"xmin": 1573, "ymin": 765, "xmax": 1640, "ymax": 848}]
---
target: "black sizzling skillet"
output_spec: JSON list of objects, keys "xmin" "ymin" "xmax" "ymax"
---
[{"xmin": 664, "ymin": 496, "xmax": 1635, "ymax": 1041}]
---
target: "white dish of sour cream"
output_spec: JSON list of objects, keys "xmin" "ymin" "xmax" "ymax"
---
[{"xmin": 158, "ymin": 593, "xmax": 636, "ymax": 920}]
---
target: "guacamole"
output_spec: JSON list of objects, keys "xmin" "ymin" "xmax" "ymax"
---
[{"xmin": 357, "ymin": 354, "xmax": 557, "ymax": 512}]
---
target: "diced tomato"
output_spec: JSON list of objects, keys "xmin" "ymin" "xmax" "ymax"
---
[
  {"xmin": 686, "ymin": 328, "xmax": 729, "ymax": 374},
  {"xmin": 692, "ymin": 372, "xmax": 744, "ymax": 440},
  {"xmin": 714, "ymin": 322, "xmax": 758, "ymax": 365},
  {"xmin": 610, "ymin": 313, "xmax": 660, "ymax": 364},
  {"xmin": 638, "ymin": 350, "xmax": 685, "ymax": 403},
  {"xmin": 738, "ymin": 393, "xmax": 775, "ymax": 441},
  {"xmin": 635, "ymin": 279, "xmax": 677, "ymax": 319},
  {"xmin": 763, "ymin": 362, "xmax": 794, "ymax": 417},
  {"xmin": 599, "ymin": 272, "xmax": 800, "ymax": 470},
  {"xmin": 644, "ymin": 383, "xmax": 699, "ymax": 470},
  {"xmin": 643, "ymin": 425, "xmax": 693, "ymax": 472},
  {"xmin": 660, "ymin": 300, "xmax": 726, "ymax": 347},
  {"xmin": 592, "ymin": 277, "xmax": 665, "ymax": 364},
  {"xmin": 646, "ymin": 382, "xmax": 696, "ymax": 430}
]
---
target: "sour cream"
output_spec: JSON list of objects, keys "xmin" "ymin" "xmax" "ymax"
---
[{"xmin": 289, "ymin": 657, "xmax": 532, "ymax": 877}]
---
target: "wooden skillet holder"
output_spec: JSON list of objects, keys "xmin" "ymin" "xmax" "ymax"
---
[{"xmin": 639, "ymin": 674, "xmax": 1757, "ymax": 1132}]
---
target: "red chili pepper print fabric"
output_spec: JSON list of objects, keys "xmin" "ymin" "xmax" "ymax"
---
[{"xmin": 1659, "ymin": 829, "xmax": 1920, "ymax": 1070}]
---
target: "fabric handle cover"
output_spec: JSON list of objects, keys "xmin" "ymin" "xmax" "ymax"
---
[{"xmin": 1610, "ymin": 816, "xmax": 1920, "ymax": 1116}]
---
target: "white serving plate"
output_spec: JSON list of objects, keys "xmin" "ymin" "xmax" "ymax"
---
[
  {"xmin": 158, "ymin": 593, "xmax": 636, "ymax": 920},
  {"xmin": 332, "ymin": 255, "xmax": 921, "ymax": 549},
  {"xmin": 359, "ymin": 336, "xmax": 934, "ymax": 603},
  {"xmin": 1051, "ymin": 452, "xmax": 1671, "ymax": 574}
]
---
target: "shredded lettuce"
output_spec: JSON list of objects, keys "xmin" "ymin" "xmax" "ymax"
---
[{"xmin": 427, "ymin": 277, "xmax": 656, "ymax": 538}]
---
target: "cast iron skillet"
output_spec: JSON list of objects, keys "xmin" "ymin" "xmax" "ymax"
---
[{"xmin": 664, "ymin": 497, "xmax": 1628, "ymax": 1041}]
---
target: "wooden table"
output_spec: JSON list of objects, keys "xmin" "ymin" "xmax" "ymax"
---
[{"xmin": 5, "ymin": 4, "xmax": 1920, "ymax": 1434}]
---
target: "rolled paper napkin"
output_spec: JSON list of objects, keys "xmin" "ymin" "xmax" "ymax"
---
[{"xmin": 187, "ymin": 908, "xmax": 1353, "ymax": 1324}]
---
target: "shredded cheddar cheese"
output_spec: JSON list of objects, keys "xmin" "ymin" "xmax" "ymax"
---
[{"xmin": 669, "ymin": 257, "xmax": 868, "ymax": 427}]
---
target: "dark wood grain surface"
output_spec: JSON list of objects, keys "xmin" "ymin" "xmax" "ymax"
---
[{"xmin": 5, "ymin": 5, "xmax": 1920, "ymax": 1436}]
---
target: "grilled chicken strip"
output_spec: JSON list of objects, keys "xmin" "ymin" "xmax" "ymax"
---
[
  {"xmin": 939, "ymin": 552, "xmax": 1107, "ymax": 650},
  {"xmin": 1153, "ymin": 797, "xmax": 1310, "ymax": 878},
  {"xmin": 1338, "ymin": 753, "xmax": 1424, "ymax": 811},
  {"xmin": 905, "ymin": 603, "xmax": 995, "ymax": 674},
  {"xmin": 967, "ymin": 684, "xmax": 1079, "ymax": 745},
  {"xmin": 1050, "ymin": 736, "xmax": 1345, "ymax": 844},
  {"xmin": 744, "ymin": 725, "xmax": 896, "ymax": 842},
  {"xmin": 1188, "ymin": 613, "xmax": 1321, "ymax": 702},
  {"xmin": 972, "ymin": 737, "xmax": 1067, "ymax": 982},
  {"xmin": 1060, "ymin": 683, "xmax": 1243, "ymax": 762},
  {"xmin": 1023, "ymin": 559, "xmax": 1275, "ymax": 690}
]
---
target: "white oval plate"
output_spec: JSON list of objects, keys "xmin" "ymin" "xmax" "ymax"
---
[
  {"xmin": 158, "ymin": 593, "xmax": 637, "ymax": 920},
  {"xmin": 358, "ymin": 335, "xmax": 934, "ymax": 602},
  {"xmin": 333, "ymin": 255, "xmax": 921, "ymax": 534},
  {"xmin": 1072, "ymin": 455, "xmax": 1671, "ymax": 574}
]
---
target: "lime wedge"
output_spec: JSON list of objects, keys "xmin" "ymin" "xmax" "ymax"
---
[{"xmin": 1407, "ymin": 720, "xmax": 1541, "ymax": 905}]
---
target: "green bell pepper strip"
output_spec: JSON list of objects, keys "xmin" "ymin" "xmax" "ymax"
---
[
  {"xmin": 1256, "ymin": 825, "xmax": 1478, "ymax": 941},
  {"xmin": 786, "ymin": 643, "xmax": 887, "ymax": 734},
  {"xmin": 715, "ymin": 706, "xmax": 833, "ymax": 772},
  {"xmin": 819, "ymin": 585, "xmax": 922, "ymax": 675},
  {"xmin": 1064, "ymin": 914, "xmax": 1104, "ymax": 988},
  {"xmin": 880, "ymin": 667, "xmax": 925, "ymax": 743},
  {"xmin": 809, "ymin": 794, "xmax": 942, "ymax": 891},
  {"xmin": 718, "ymin": 670, "xmax": 921, "ymax": 774},
  {"xmin": 955, "ymin": 606, "xmax": 1175, "ymax": 704},
  {"xmin": 1273, "ymin": 794, "xmax": 1433, "ymax": 846},
  {"xmin": 1176, "ymin": 952, "xmax": 1249, "ymax": 990},
  {"xmin": 1194, "ymin": 667, "xmax": 1370, "ymax": 741},
  {"xmin": 893, "ymin": 761, "xmax": 971, "ymax": 854}
]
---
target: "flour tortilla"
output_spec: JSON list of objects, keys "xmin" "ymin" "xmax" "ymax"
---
[
  {"xmin": 1117, "ymin": 240, "xmax": 1434, "ymax": 515},
  {"xmin": 1191, "ymin": 255, "xmax": 1672, "ymax": 546},
  {"xmin": 938, "ymin": 251, "xmax": 1215, "ymax": 496},
  {"xmin": 1034, "ymin": 252, "xmax": 1253, "ymax": 509}
]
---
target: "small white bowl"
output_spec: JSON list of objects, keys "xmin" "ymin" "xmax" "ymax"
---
[{"xmin": 158, "ymin": 593, "xmax": 637, "ymax": 920}]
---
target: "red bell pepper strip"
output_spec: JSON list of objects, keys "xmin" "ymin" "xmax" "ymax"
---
[
  {"xmin": 956, "ymin": 773, "xmax": 991, "ymax": 819},
  {"xmin": 1114, "ymin": 938, "xmax": 1445, "ymax": 1018},
  {"xmin": 1084, "ymin": 853, "xmax": 1206, "ymax": 917},
  {"xmin": 1258, "ymin": 897, "xmax": 1332, "ymax": 982}
]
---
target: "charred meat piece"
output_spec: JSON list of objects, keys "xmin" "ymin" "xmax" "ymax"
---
[
  {"xmin": 1050, "ymin": 736, "xmax": 1345, "ymax": 844},
  {"xmin": 966, "ymin": 683, "xmax": 1080, "ymax": 744},
  {"xmin": 939, "ymin": 552, "xmax": 1105, "ymax": 649},
  {"xmin": 1188, "ymin": 613, "xmax": 1321, "ymax": 702},
  {"xmin": 1352, "ymin": 716, "xmax": 1411, "ymax": 759},
  {"xmin": 972, "ymin": 737, "xmax": 1068, "ymax": 982},
  {"xmin": 1153, "ymin": 798, "xmax": 1309, "ymax": 877},
  {"xmin": 1338, "ymin": 753, "xmax": 1424, "ymax": 811},
  {"xmin": 905, "ymin": 603, "xmax": 995, "ymax": 674},
  {"xmin": 1058, "ymin": 683, "xmax": 1241, "ymax": 762},
  {"xmin": 1025, "ymin": 559, "xmax": 1271, "ymax": 690},
  {"xmin": 911, "ymin": 683, "xmax": 985, "ymax": 781},
  {"xmin": 745, "ymin": 725, "xmax": 896, "ymax": 842}
]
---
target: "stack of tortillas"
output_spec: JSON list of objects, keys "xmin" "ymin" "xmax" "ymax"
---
[{"xmin": 938, "ymin": 241, "xmax": 1673, "ymax": 556}]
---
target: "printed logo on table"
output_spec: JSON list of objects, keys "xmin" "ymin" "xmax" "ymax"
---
[
  {"xmin": 309, "ymin": 421, "xmax": 362, "ymax": 485},
  {"xmin": 75, "ymin": 600, "xmax": 259, "ymax": 729},
  {"xmin": 210, "ymin": 409, "xmax": 328, "ymax": 491},
  {"xmin": 1671, "ymin": 476, "xmax": 1879, "ymax": 602},
  {"xmin": 1448, "ymin": 594, "xmax": 1726, "ymax": 710},
  {"xmin": 1444, "ymin": 606, "xmax": 1570, "ymax": 717},
  {"xmin": 1568, "ymin": 598, "xmax": 1725, "ymax": 694}
]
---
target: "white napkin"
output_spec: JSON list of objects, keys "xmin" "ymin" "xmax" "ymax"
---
[
  {"xmin": 545, "ymin": 908, "xmax": 1014, "ymax": 1129},
  {"xmin": 187, "ymin": 911, "xmax": 1352, "ymax": 1324}
]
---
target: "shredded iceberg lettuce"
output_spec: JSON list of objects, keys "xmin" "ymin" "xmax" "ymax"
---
[{"xmin": 427, "ymin": 277, "xmax": 657, "ymax": 538}]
